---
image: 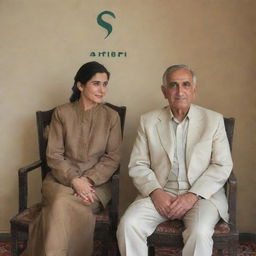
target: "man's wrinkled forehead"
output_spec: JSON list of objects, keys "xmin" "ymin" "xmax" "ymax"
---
[{"xmin": 166, "ymin": 69, "xmax": 194, "ymax": 83}]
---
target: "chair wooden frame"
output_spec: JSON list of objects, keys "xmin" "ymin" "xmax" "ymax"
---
[
  {"xmin": 147, "ymin": 117, "xmax": 238, "ymax": 256},
  {"xmin": 10, "ymin": 102, "xmax": 126, "ymax": 256}
]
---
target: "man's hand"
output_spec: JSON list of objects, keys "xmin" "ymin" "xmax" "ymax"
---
[
  {"xmin": 167, "ymin": 192, "xmax": 199, "ymax": 220},
  {"xmin": 71, "ymin": 177, "xmax": 95, "ymax": 202},
  {"xmin": 150, "ymin": 189, "xmax": 176, "ymax": 218}
]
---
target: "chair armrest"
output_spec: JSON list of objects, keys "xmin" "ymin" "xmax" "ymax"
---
[
  {"xmin": 18, "ymin": 160, "xmax": 42, "ymax": 212},
  {"xmin": 110, "ymin": 167, "xmax": 120, "ymax": 229},
  {"xmin": 226, "ymin": 170, "xmax": 237, "ymax": 229}
]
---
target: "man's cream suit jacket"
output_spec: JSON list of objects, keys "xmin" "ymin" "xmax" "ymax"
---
[{"xmin": 129, "ymin": 104, "xmax": 233, "ymax": 222}]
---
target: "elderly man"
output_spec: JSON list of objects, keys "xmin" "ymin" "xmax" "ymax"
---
[{"xmin": 117, "ymin": 65, "xmax": 233, "ymax": 256}]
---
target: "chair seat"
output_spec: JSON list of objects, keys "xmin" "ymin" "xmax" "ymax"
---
[
  {"xmin": 11, "ymin": 204, "xmax": 42, "ymax": 226},
  {"xmin": 155, "ymin": 219, "xmax": 230, "ymax": 234},
  {"xmin": 11, "ymin": 203, "xmax": 110, "ymax": 227}
]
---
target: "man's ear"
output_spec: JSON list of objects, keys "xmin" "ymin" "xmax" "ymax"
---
[
  {"xmin": 193, "ymin": 84, "xmax": 197, "ymax": 98},
  {"xmin": 77, "ymin": 82, "xmax": 83, "ymax": 92},
  {"xmin": 161, "ymin": 85, "xmax": 167, "ymax": 99}
]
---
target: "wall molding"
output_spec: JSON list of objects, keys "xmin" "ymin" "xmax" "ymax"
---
[
  {"xmin": 0, "ymin": 233, "xmax": 11, "ymax": 242},
  {"xmin": 1, "ymin": 232, "xmax": 255, "ymax": 242},
  {"xmin": 239, "ymin": 232, "xmax": 256, "ymax": 243}
]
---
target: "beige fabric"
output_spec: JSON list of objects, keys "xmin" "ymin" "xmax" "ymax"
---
[
  {"xmin": 117, "ymin": 197, "xmax": 220, "ymax": 256},
  {"xmin": 118, "ymin": 104, "xmax": 233, "ymax": 256},
  {"xmin": 182, "ymin": 199, "xmax": 220, "ymax": 256},
  {"xmin": 23, "ymin": 174, "xmax": 101, "ymax": 256},
  {"xmin": 164, "ymin": 114, "xmax": 189, "ymax": 194},
  {"xmin": 128, "ymin": 104, "xmax": 233, "ymax": 221},
  {"xmin": 46, "ymin": 101, "xmax": 122, "ymax": 207},
  {"xmin": 22, "ymin": 101, "xmax": 122, "ymax": 256}
]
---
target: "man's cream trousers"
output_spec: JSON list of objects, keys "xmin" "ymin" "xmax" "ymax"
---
[{"xmin": 117, "ymin": 197, "xmax": 220, "ymax": 256}]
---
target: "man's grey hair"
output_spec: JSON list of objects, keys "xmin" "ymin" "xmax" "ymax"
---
[{"xmin": 162, "ymin": 64, "xmax": 197, "ymax": 85}]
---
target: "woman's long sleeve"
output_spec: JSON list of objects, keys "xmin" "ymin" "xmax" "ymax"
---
[
  {"xmin": 83, "ymin": 112, "xmax": 122, "ymax": 186},
  {"xmin": 46, "ymin": 108, "xmax": 80, "ymax": 186}
]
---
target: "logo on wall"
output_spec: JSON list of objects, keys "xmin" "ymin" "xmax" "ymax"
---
[
  {"xmin": 97, "ymin": 11, "xmax": 116, "ymax": 39},
  {"xmin": 90, "ymin": 10, "xmax": 127, "ymax": 58}
]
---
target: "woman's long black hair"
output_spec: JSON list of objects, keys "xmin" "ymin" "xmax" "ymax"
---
[{"xmin": 69, "ymin": 61, "xmax": 110, "ymax": 102}]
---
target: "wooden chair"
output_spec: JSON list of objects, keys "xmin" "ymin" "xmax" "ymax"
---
[
  {"xmin": 10, "ymin": 102, "xmax": 126, "ymax": 256},
  {"xmin": 147, "ymin": 117, "xmax": 238, "ymax": 256}
]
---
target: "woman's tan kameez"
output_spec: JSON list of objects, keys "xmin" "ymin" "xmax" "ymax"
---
[{"xmin": 22, "ymin": 101, "xmax": 122, "ymax": 256}]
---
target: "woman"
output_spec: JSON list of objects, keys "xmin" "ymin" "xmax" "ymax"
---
[{"xmin": 23, "ymin": 61, "xmax": 122, "ymax": 256}]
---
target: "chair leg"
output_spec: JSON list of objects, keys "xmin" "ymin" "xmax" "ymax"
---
[
  {"xmin": 10, "ymin": 223, "xmax": 18, "ymax": 256},
  {"xmin": 113, "ymin": 239, "xmax": 120, "ymax": 256},
  {"xmin": 148, "ymin": 245, "xmax": 155, "ymax": 256},
  {"xmin": 98, "ymin": 239, "xmax": 117, "ymax": 256},
  {"xmin": 101, "ymin": 242, "xmax": 108, "ymax": 256},
  {"xmin": 228, "ymin": 244, "xmax": 238, "ymax": 256},
  {"xmin": 217, "ymin": 249, "xmax": 224, "ymax": 256}
]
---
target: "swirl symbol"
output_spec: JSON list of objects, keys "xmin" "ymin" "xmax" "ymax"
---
[{"xmin": 97, "ymin": 11, "xmax": 116, "ymax": 39}]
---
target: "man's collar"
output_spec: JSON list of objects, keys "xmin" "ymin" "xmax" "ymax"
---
[{"xmin": 168, "ymin": 105, "xmax": 192, "ymax": 122}]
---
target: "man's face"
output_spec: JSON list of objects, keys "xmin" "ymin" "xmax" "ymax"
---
[{"xmin": 161, "ymin": 69, "xmax": 196, "ymax": 112}]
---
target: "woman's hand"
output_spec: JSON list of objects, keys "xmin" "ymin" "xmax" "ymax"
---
[{"xmin": 71, "ymin": 177, "xmax": 95, "ymax": 202}]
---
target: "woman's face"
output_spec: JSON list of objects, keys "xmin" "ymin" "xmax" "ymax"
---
[{"xmin": 78, "ymin": 72, "xmax": 109, "ymax": 107}]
